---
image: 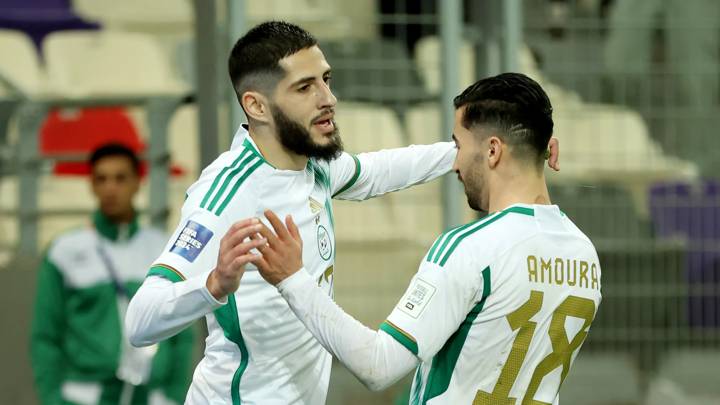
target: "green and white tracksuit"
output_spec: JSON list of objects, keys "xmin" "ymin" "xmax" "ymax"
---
[{"xmin": 30, "ymin": 211, "xmax": 195, "ymax": 405}]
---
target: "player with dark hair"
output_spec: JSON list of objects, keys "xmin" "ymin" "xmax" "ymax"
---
[
  {"xmin": 31, "ymin": 143, "xmax": 194, "ymax": 405},
  {"xmin": 127, "ymin": 20, "xmax": 561, "ymax": 404},
  {"xmin": 252, "ymin": 73, "xmax": 600, "ymax": 405}
]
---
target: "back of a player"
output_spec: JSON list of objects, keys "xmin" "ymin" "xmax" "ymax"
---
[
  {"xmin": 472, "ymin": 204, "xmax": 601, "ymax": 404},
  {"xmin": 397, "ymin": 204, "xmax": 601, "ymax": 405}
]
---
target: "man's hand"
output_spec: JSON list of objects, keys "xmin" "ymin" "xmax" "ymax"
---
[
  {"xmin": 547, "ymin": 137, "xmax": 560, "ymax": 171},
  {"xmin": 206, "ymin": 218, "xmax": 267, "ymax": 300},
  {"xmin": 252, "ymin": 209, "xmax": 304, "ymax": 286}
]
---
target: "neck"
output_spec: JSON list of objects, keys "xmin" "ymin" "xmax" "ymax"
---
[
  {"xmin": 487, "ymin": 166, "xmax": 550, "ymax": 214},
  {"xmin": 94, "ymin": 209, "xmax": 138, "ymax": 241},
  {"xmin": 248, "ymin": 125, "xmax": 308, "ymax": 171}
]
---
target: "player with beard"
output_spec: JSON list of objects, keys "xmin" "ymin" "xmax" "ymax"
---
[
  {"xmin": 126, "ymin": 23, "xmax": 560, "ymax": 404},
  {"xmin": 250, "ymin": 73, "xmax": 601, "ymax": 405}
]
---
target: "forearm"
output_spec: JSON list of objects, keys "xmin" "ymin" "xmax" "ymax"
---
[
  {"xmin": 338, "ymin": 142, "xmax": 456, "ymax": 200},
  {"xmin": 277, "ymin": 270, "xmax": 419, "ymax": 391},
  {"xmin": 126, "ymin": 273, "xmax": 225, "ymax": 346}
]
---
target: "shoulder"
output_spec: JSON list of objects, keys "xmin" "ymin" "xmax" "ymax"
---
[
  {"xmin": 136, "ymin": 226, "xmax": 168, "ymax": 247},
  {"xmin": 185, "ymin": 145, "xmax": 271, "ymax": 217},
  {"xmin": 45, "ymin": 227, "xmax": 96, "ymax": 273},
  {"xmin": 425, "ymin": 206, "xmax": 537, "ymax": 267}
]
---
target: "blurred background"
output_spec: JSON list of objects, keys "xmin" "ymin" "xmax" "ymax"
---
[{"xmin": 0, "ymin": 0, "xmax": 718, "ymax": 404}]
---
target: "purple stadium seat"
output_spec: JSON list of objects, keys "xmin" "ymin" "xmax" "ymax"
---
[
  {"xmin": 0, "ymin": 0, "xmax": 98, "ymax": 52},
  {"xmin": 650, "ymin": 180, "xmax": 720, "ymax": 327}
]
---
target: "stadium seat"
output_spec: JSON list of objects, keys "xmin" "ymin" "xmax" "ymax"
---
[
  {"xmin": 0, "ymin": 29, "xmax": 46, "ymax": 97},
  {"xmin": 649, "ymin": 181, "xmax": 720, "ymax": 328},
  {"xmin": 332, "ymin": 102, "xmax": 406, "ymax": 242},
  {"xmin": 559, "ymin": 353, "xmax": 642, "ymax": 405},
  {"xmin": 0, "ymin": 0, "xmax": 98, "ymax": 51},
  {"xmin": 71, "ymin": 0, "xmax": 192, "ymax": 29},
  {"xmin": 646, "ymin": 350, "xmax": 720, "ymax": 404},
  {"xmin": 321, "ymin": 39, "xmax": 430, "ymax": 106},
  {"xmin": 413, "ymin": 35, "xmax": 477, "ymax": 96},
  {"xmin": 43, "ymin": 30, "xmax": 187, "ymax": 97}
]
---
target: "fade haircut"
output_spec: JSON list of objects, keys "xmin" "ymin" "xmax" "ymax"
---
[
  {"xmin": 228, "ymin": 21, "xmax": 317, "ymax": 106},
  {"xmin": 453, "ymin": 73, "xmax": 554, "ymax": 168},
  {"xmin": 89, "ymin": 143, "xmax": 140, "ymax": 175}
]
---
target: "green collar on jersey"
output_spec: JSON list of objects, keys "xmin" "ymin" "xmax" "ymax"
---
[
  {"xmin": 243, "ymin": 137, "xmax": 274, "ymax": 169},
  {"xmin": 93, "ymin": 210, "xmax": 139, "ymax": 242}
]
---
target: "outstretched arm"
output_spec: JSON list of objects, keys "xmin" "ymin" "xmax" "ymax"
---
[
  {"xmin": 248, "ymin": 210, "xmax": 419, "ymax": 390},
  {"xmin": 329, "ymin": 138, "xmax": 559, "ymax": 201}
]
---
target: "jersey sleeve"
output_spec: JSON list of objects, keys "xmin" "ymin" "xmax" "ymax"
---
[
  {"xmin": 381, "ymin": 250, "xmax": 487, "ymax": 362},
  {"xmin": 328, "ymin": 142, "xmax": 456, "ymax": 201},
  {"xmin": 147, "ymin": 174, "xmax": 257, "ymax": 282}
]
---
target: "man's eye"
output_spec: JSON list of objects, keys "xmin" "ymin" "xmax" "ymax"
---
[{"xmin": 299, "ymin": 85, "xmax": 310, "ymax": 92}]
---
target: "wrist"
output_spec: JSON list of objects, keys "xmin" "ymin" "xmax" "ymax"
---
[{"xmin": 206, "ymin": 269, "xmax": 228, "ymax": 300}]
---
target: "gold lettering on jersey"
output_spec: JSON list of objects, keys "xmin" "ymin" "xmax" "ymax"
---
[
  {"xmin": 540, "ymin": 258, "xmax": 552, "ymax": 283},
  {"xmin": 526, "ymin": 255, "xmax": 600, "ymax": 290}
]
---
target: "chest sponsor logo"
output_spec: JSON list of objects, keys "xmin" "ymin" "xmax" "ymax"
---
[
  {"xmin": 317, "ymin": 225, "xmax": 333, "ymax": 261},
  {"xmin": 170, "ymin": 220, "xmax": 213, "ymax": 262},
  {"xmin": 398, "ymin": 278, "xmax": 437, "ymax": 319}
]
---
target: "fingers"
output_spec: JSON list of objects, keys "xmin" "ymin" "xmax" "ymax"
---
[
  {"xmin": 264, "ymin": 210, "xmax": 291, "ymax": 241},
  {"xmin": 286, "ymin": 215, "xmax": 302, "ymax": 245},
  {"xmin": 256, "ymin": 221, "xmax": 280, "ymax": 249},
  {"xmin": 222, "ymin": 218, "xmax": 260, "ymax": 249}
]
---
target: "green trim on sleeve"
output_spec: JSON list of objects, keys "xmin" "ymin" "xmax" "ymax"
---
[
  {"xmin": 421, "ymin": 266, "xmax": 492, "ymax": 404},
  {"xmin": 380, "ymin": 320, "xmax": 419, "ymax": 355},
  {"xmin": 214, "ymin": 294, "xmax": 249, "ymax": 405},
  {"xmin": 147, "ymin": 264, "xmax": 186, "ymax": 283},
  {"xmin": 332, "ymin": 154, "xmax": 361, "ymax": 198}
]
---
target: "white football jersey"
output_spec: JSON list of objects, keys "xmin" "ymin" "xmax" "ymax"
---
[
  {"xmin": 148, "ymin": 128, "xmax": 455, "ymax": 404},
  {"xmin": 382, "ymin": 204, "xmax": 602, "ymax": 405}
]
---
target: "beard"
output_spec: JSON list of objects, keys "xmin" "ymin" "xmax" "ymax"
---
[
  {"xmin": 461, "ymin": 154, "xmax": 486, "ymax": 212},
  {"xmin": 271, "ymin": 104, "xmax": 343, "ymax": 161}
]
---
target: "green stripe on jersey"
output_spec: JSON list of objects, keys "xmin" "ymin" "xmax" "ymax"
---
[
  {"xmin": 242, "ymin": 137, "xmax": 274, "ymax": 168},
  {"xmin": 421, "ymin": 267, "xmax": 492, "ymax": 404},
  {"xmin": 214, "ymin": 294, "xmax": 249, "ymax": 405},
  {"xmin": 216, "ymin": 159, "xmax": 264, "ymax": 215},
  {"xmin": 206, "ymin": 151, "xmax": 257, "ymax": 212},
  {"xmin": 147, "ymin": 264, "xmax": 185, "ymax": 283},
  {"xmin": 433, "ymin": 207, "xmax": 535, "ymax": 267},
  {"xmin": 380, "ymin": 321, "xmax": 418, "ymax": 355},
  {"xmin": 426, "ymin": 217, "xmax": 490, "ymax": 264},
  {"xmin": 308, "ymin": 160, "xmax": 331, "ymax": 190},
  {"xmin": 332, "ymin": 154, "xmax": 361, "ymax": 197},
  {"xmin": 200, "ymin": 148, "xmax": 251, "ymax": 210}
]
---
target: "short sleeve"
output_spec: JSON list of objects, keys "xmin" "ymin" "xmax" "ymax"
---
[{"xmin": 381, "ymin": 252, "xmax": 486, "ymax": 362}]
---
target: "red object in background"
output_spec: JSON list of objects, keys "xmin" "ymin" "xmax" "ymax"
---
[{"xmin": 39, "ymin": 107, "xmax": 185, "ymax": 177}]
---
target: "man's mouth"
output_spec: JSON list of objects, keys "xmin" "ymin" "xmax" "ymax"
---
[{"xmin": 312, "ymin": 113, "xmax": 335, "ymax": 134}]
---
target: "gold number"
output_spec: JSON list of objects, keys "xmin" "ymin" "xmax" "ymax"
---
[{"xmin": 474, "ymin": 292, "xmax": 596, "ymax": 405}]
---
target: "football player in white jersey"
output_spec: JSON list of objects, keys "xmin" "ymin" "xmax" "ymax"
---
[
  {"xmin": 252, "ymin": 73, "xmax": 601, "ymax": 405},
  {"xmin": 126, "ymin": 20, "xmax": 561, "ymax": 404}
]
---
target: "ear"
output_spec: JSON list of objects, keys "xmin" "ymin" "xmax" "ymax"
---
[
  {"xmin": 487, "ymin": 136, "xmax": 503, "ymax": 169},
  {"xmin": 241, "ymin": 91, "xmax": 271, "ymax": 124}
]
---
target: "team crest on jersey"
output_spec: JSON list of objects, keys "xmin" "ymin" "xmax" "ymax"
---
[
  {"xmin": 317, "ymin": 225, "xmax": 332, "ymax": 261},
  {"xmin": 398, "ymin": 278, "xmax": 437, "ymax": 319},
  {"xmin": 170, "ymin": 220, "xmax": 213, "ymax": 262}
]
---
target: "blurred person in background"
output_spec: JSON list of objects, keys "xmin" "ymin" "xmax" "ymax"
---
[
  {"xmin": 251, "ymin": 73, "xmax": 601, "ymax": 404},
  {"xmin": 125, "ymin": 20, "xmax": 562, "ymax": 404},
  {"xmin": 30, "ymin": 144, "xmax": 194, "ymax": 405}
]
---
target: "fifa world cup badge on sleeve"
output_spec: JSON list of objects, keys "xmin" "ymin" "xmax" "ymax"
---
[{"xmin": 170, "ymin": 220, "xmax": 214, "ymax": 262}]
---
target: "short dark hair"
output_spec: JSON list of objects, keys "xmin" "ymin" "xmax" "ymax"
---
[
  {"xmin": 453, "ymin": 73, "xmax": 554, "ymax": 167},
  {"xmin": 228, "ymin": 21, "xmax": 317, "ymax": 103},
  {"xmin": 89, "ymin": 143, "xmax": 140, "ymax": 174}
]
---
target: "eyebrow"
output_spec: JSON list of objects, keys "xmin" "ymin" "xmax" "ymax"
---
[{"xmin": 289, "ymin": 69, "xmax": 332, "ymax": 88}]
